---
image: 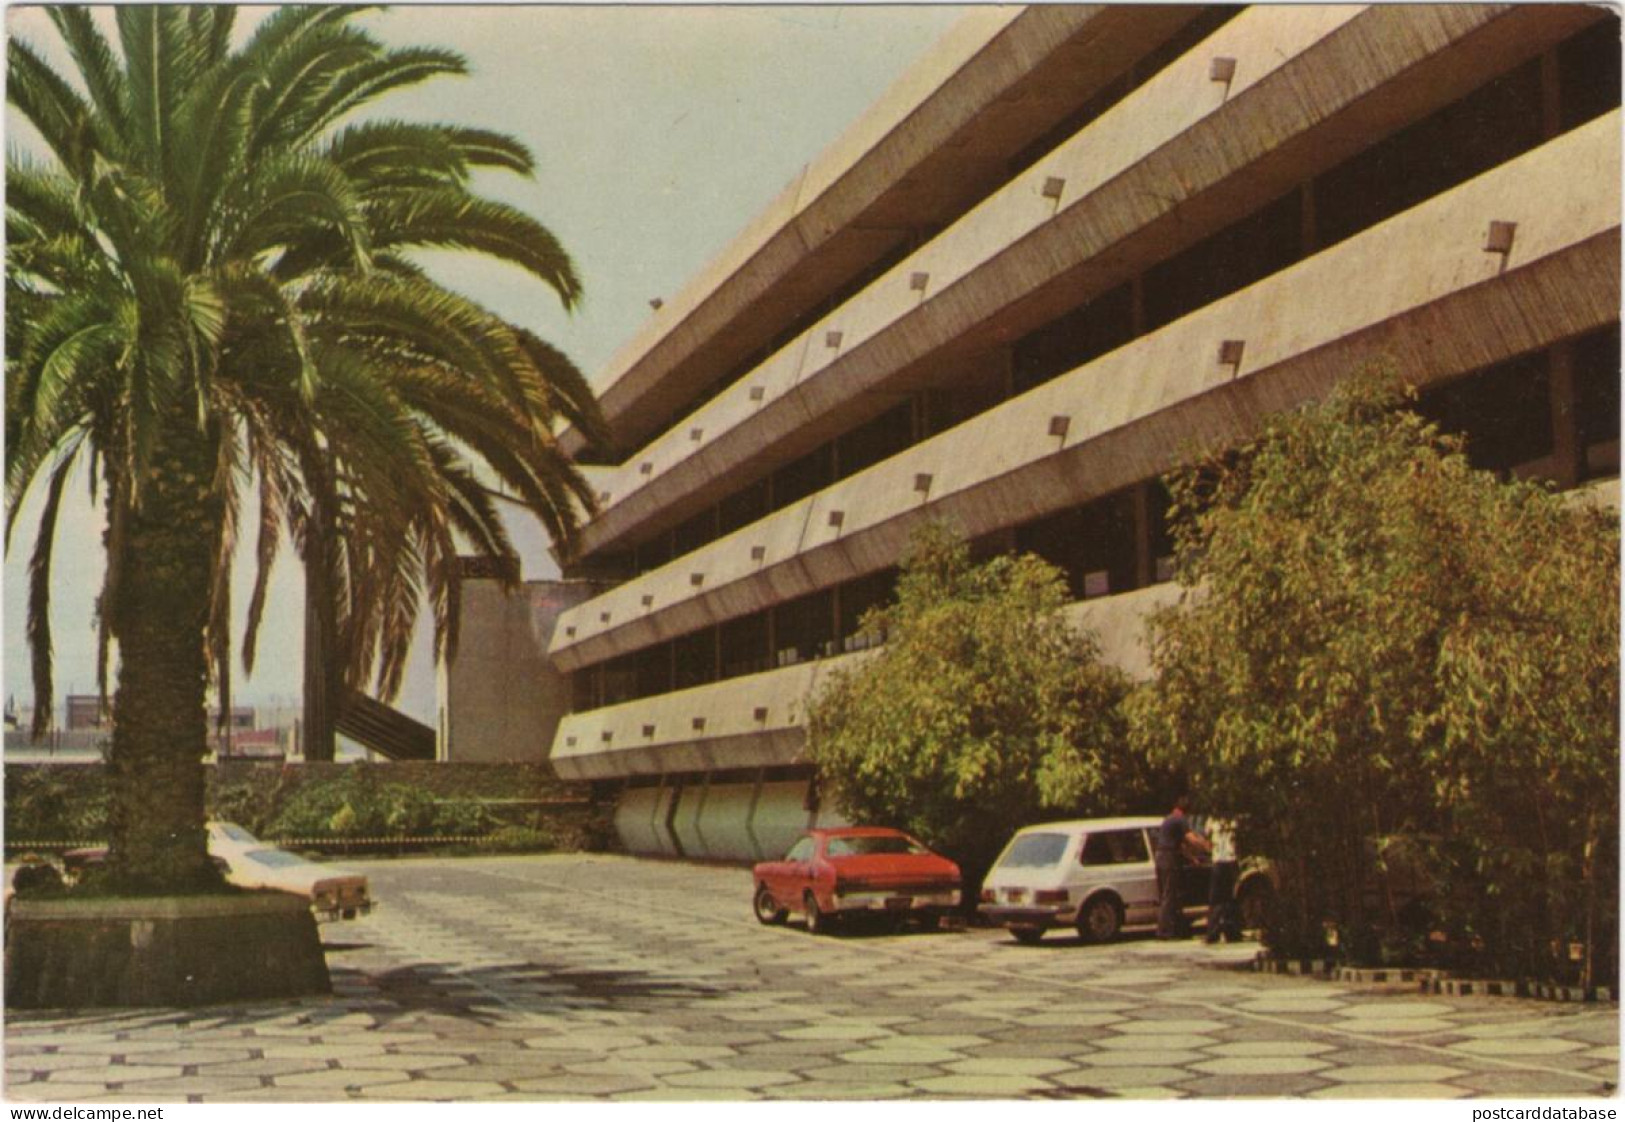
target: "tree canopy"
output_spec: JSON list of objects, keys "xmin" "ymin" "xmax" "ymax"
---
[
  {"xmin": 6, "ymin": 6, "xmax": 603, "ymax": 888},
  {"xmin": 806, "ymin": 522, "xmax": 1143, "ymax": 883},
  {"xmin": 1128, "ymin": 371, "xmax": 1618, "ymax": 981}
]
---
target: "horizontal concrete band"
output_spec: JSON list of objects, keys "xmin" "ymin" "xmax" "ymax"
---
[
  {"xmin": 550, "ymin": 112, "xmax": 1622, "ymax": 672},
  {"xmin": 561, "ymin": 6, "xmax": 1204, "ymax": 458},
  {"xmin": 572, "ymin": 4, "xmax": 1599, "ymax": 557},
  {"xmin": 550, "ymin": 584, "xmax": 1181, "ymax": 780}
]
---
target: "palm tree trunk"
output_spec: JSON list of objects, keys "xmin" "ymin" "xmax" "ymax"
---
[
  {"xmin": 300, "ymin": 456, "xmax": 342, "ymax": 764},
  {"xmin": 104, "ymin": 423, "xmax": 223, "ymax": 893}
]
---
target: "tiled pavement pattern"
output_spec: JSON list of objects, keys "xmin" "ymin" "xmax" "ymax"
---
[{"xmin": 5, "ymin": 854, "xmax": 1617, "ymax": 1102}]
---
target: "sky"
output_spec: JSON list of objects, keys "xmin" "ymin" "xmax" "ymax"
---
[{"xmin": 2, "ymin": 3, "xmax": 971, "ymax": 723}]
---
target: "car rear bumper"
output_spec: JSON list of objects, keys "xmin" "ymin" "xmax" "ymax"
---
[
  {"xmin": 832, "ymin": 889, "xmax": 960, "ymax": 914},
  {"xmin": 978, "ymin": 904, "xmax": 1077, "ymax": 928}
]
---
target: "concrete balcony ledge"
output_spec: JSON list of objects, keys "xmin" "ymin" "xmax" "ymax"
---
[
  {"xmin": 562, "ymin": 6, "xmax": 1207, "ymax": 460},
  {"xmin": 551, "ymin": 112, "xmax": 1621, "ymax": 672},
  {"xmin": 550, "ymin": 583, "xmax": 1184, "ymax": 781},
  {"xmin": 573, "ymin": 4, "xmax": 1602, "ymax": 556}
]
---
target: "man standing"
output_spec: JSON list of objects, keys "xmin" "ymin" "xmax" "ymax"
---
[
  {"xmin": 1155, "ymin": 794, "xmax": 1210, "ymax": 939},
  {"xmin": 1205, "ymin": 817, "xmax": 1241, "ymax": 943}
]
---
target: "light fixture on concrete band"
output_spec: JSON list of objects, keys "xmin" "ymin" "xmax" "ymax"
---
[
  {"xmin": 692, "ymin": 717, "xmax": 707, "ymax": 732},
  {"xmin": 828, "ymin": 510, "xmax": 845, "ymax": 529},
  {"xmin": 909, "ymin": 271, "xmax": 930, "ymax": 292},
  {"xmin": 690, "ymin": 427, "xmax": 703, "ymax": 442},
  {"xmin": 599, "ymin": 611, "xmax": 611, "ymax": 624},
  {"xmin": 641, "ymin": 594, "xmax": 654, "ymax": 608},
  {"xmin": 565, "ymin": 625, "xmax": 576, "ymax": 638},
  {"xmin": 749, "ymin": 386, "xmax": 765, "ymax": 402},
  {"xmin": 601, "ymin": 730, "xmax": 613, "ymax": 743},
  {"xmin": 753, "ymin": 706, "xmax": 769, "ymax": 722},
  {"xmin": 750, "ymin": 545, "xmax": 766, "ymax": 561},
  {"xmin": 825, "ymin": 330, "xmax": 843, "ymax": 349},
  {"xmin": 639, "ymin": 461, "xmax": 653, "ymax": 475},
  {"xmin": 642, "ymin": 724, "xmax": 656, "ymax": 739},
  {"xmin": 1041, "ymin": 176, "xmax": 1065, "ymax": 201},
  {"xmin": 914, "ymin": 472, "xmax": 933, "ymax": 494},
  {"xmin": 690, "ymin": 573, "xmax": 705, "ymax": 587},
  {"xmin": 1485, "ymin": 220, "xmax": 1517, "ymax": 256},
  {"xmin": 1218, "ymin": 339, "xmax": 1246, "ymax": 370},
  {"xmin": 1210, "ymin": 57, "xmax": 1236, "ymax": 84},
  {"xmin": 1049, "ymin": 415, "xmax": 1071, "ymax": 439}
]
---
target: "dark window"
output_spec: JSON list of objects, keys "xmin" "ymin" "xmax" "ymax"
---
[
  {"xmin": 1316, "ymin": 58, "xmax": 1543, "ymax": 252},
  {"xmin": 1559, "ymin": 17, "xmax": 1623, "ymax": 132},
  {"xmin": 673, "ymin": 628, "xmax": 718, "ymax": 691},
  {"xmin": 1080, "ymin": 829, "xmax": 1150, "ymax": 866},
  {"xmin": 718, "ymin": 478, "xmax": 769, "ymax": 536},
  {"xmin": 1418, "ymin": 350, "xmax": 1554, "ymax": 477},
  {"xmin": 1144, "ymin": 188, "xmax": 1302, "ymax": 333},
  {"xmin": 838, "ymin": 568, "xmax": 897, "ymax": 652},
  {"xmin": 672, "ymin": 507, "xmax": 717, "ymax": 558},
  {"xmin": 771, "ymin": 443, "xmax": 834, "ymax": 510},
  {"xmin": 837, "ymin": 402, "xmax": 914, "ymax": 478},
  {"xmin": 1013, "ymin": 283, "xmax": 1135, "ymax": 394},
  {"xmin": 773, "ymin": 589, "xmax": 835, "ymax": 667},
  {"xmin": 720, "ymin": 612, "xmax": 770, "ymax": 679},
  {"xmin": 1573, "ymin": 328, "xmax": 1621, "ymax": 479}
]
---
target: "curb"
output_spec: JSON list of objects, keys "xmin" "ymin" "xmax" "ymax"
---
[{"xmin": 1253, "ymin": 952, "xmax": 1618, "ymax": 1004}]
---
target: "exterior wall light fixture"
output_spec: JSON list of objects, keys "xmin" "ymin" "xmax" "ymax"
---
[
  {"xmin": 690, "ymin": 427, "xmax": 704, "ymax": 442},
  {"xmin": 564, "ymin": 625, "xmax": 576, "ymax": 638},
  {"xmin": 599, "ymin": 611, "xmax": 611, "ymax": 624},
  {"xmin": 597, "ymin": 491, "xmax": 611, "ymax": 505},
  {"xmin": 753, "ymin": 706, "xmax": 769, "ymax": 722},
  {"xmin": 601, "ymin": 730, "xmax": 614, "ymax": 743},
  {"xmin": 641, "ymin": 594, "xmax": 654, "ymax": 608},
  {"xmin": 690, "ymin": 573, "xmax": 705, "ymax": 588},
  {"xmin": 828, "ymin": 510, "xmax": 845, "ymax": 529},
  {"xmin": 639, "ymin": 461, "xmax": 653, "ymax": 475},
  {"xmin": 914, "ymin": 472, "xmax": 933, "ymax": 495},
  {"xmin": 1218, "ymin": 339, "xmax": 1246, "ymax": 374},
  {"xmin": 642, "ymin": 724, "xmax": 656, "ymax": 739},
  {"xmin": 909, "ymin": 271, "xmax": 930, "ymax": 293},
  {"xmin": 1210, "ymin": 57, "xmax": 1237, "ymax": 85},
  {"xmin": 1041, "ymin": 176, "xmax": 1066, "ymax": 203},
  {"xmin": 1485, "ymin": 220, "xmax": 1517, "ymax": 257},
  {"xmin": 749, "ymin": 385, "xmax": 765, "ymax": 402},
  {"xmin": 1048, "ymin": 415, "xmax": 1071, "ymax": 440},
  {"xmin": 692, "ymin": 717, "xmax": 707, "ymax": 732},
  {"xmin": 750, "ymin": 545, "xmax": 767, "ymax": 561},
  {"xmin": 825, "ymin": 330, "xmax": 844, "ymax": 349},
  {"xmin": 565, "ymin": 735, "xmax": 577, "ymax": 747}
]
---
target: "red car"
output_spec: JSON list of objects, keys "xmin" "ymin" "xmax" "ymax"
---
[{"xmin": 751, "ymin": 827, "xmax": 962, "ymax": 934}]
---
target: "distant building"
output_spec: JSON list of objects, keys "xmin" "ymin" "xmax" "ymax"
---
[
  {"xmin": 444, "ymin": 6, "xmax": 1622, "ymax": 861},
  {"xmin": 64, "ymin": 695, "xmax": 107, "ymax": 731}
]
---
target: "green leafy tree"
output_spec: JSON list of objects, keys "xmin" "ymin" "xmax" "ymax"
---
[
  {"xmin": 1128, "ymin": 370, "xmax": 1618, "ymax": 981},
  {"xmin": 806, "ymin": 522, "xmax": 1142, "ymax": 887},
  {"xmin": 7, "ymin": 7, "xmax": 603, "ymax": 891}
]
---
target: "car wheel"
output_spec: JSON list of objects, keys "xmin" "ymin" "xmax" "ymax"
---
[
  {"xmin": 1010, "ymin": 926, "xmax": 1045, "ymax": 945},
  {"xmin": 1078, "ymin": 896, "xmax": 1123, "ymax": 943},
  {"xmin": 1238, "ymin": 879, "xmax": 1274, "ymax": 932},
  {"xmin": 753, "ymin": 883, "xmax": 788, "ymax": 925},
  {"xmin": 804, "ymin": 891, "xmax": 833, "ymax": 935}
]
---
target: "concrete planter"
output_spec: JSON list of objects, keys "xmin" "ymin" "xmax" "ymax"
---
[{"xmin": 5, "ymin": 891, "xmax": 330, "ymax": 1008}]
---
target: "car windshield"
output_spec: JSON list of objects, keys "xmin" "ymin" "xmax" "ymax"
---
[
  {"xmin": 826, "ymin": 835, "xmax": 925, "ymax": 857},
  {"xmin": 241, "ymin": 849, "xmax": 312, "ymax": 869},
  {"xmin": 996, "ymin": 832, "xmax": 1072, "ymax": 869},
  {"xmin": 214, "ymin": 824, "xmax": 258, "ymax": 844}
]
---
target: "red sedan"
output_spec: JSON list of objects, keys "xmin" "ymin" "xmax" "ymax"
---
[{"xmin": 751, "ymin": 827, "xmax": 962, "ymax": 934}]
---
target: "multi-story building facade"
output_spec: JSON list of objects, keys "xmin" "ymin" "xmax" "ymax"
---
[{"xmin": 447, "ymin": 5, "xmax": 1621, "ymax": 861}]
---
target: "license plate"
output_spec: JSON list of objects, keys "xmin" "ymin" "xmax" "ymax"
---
[
  {"xmin": 1006, "ymin": 889, "xmax": 1026, "ymax": 902},
  {"xmin": 885, "ymin": 897, "xmax": 912, "ymax": 910}
]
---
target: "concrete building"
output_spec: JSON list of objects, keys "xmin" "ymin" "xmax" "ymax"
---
[{"xmin": 444, "ymin": 5, "xmax": 1621, "ymax": 860}]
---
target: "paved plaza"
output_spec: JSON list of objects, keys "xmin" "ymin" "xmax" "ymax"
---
[{"xmin": 4, "ymin": 853, "xmax": 1617, "ymax": 1101}]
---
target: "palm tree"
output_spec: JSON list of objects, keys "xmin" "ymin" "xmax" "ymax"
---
[{"xmin": 7, "ymin": 6, "xmax": 606, "ymax": 891}]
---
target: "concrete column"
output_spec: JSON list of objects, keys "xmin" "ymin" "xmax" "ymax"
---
[{"xmin": 1548, "ymin": 343, "xmax": 1583, "ymax": 489}]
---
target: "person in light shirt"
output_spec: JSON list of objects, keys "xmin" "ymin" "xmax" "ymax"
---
[{"xmin": 1204, "ymin": 818, "xmax": 1241, "ymax": 944}]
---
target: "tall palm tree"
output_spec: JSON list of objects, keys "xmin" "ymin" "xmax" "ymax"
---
[{"xmin": 7, "ymin": 6, "xmax": 606, "ymax": 891}]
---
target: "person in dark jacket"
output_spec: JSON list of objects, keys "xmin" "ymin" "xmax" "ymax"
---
[{"xmin": 1155, "ymin": 794, "xmax": 1210, "ymax": 939}]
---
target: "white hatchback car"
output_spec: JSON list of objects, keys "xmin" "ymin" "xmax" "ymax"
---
[{"xmin": 978, "ymin": 816, "xmax": 1267, "ymax": 944}]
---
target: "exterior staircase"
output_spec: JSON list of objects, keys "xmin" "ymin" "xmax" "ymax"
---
[{"xmin": 335, "ymin": 690, "xmax": 437, "ymax": 761}]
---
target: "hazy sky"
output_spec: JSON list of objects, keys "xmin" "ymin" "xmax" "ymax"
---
[{"xmin": 3, "ymin": 4, "xmax": 970, "ymax": 721}]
